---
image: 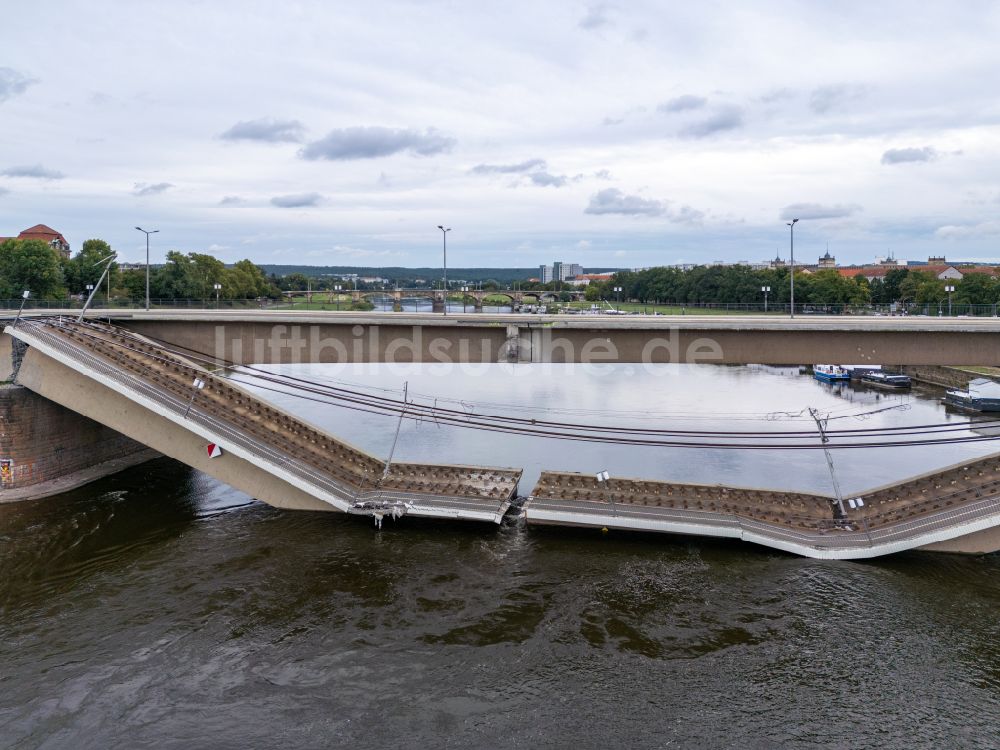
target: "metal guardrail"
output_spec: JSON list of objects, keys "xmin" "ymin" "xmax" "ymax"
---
[{"xmin": 4, "ymin": 299, "xmax": 1000, "ymax": 317}]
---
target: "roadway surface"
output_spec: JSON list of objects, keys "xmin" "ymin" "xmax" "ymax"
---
[{"xmin": 12, "ymin": 308, "xmax": 1000, "ymax": 332}]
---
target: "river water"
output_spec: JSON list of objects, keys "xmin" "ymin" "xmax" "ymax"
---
[{"xmin": 3, "ymin": 365, "xmax": 1000, "ymax": 748}]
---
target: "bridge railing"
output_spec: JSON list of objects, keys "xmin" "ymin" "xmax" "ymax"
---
[{"xmin": 3, "ymin": 298, "xmax": 1000, "ymax": 317}]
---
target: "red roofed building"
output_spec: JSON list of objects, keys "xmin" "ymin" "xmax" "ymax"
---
[
  {"xmin": 15, "ymin": 224, "xmax": 71, "ymax": 258},
  {"xmin": 567, "ymin": 273, "xmax": 614, "ymax": 287},
  {"xmin": 838, "ymin": 267, "xmax": 891, "ymax": 282},
  {"xmin": 1, "ymin": 225, "xmax": 71, "ymax": 257}
]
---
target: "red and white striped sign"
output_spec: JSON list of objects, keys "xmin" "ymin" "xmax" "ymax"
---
[{"xmin": 206, "ymin": 443, "xmax": 223, "ymax": 459}]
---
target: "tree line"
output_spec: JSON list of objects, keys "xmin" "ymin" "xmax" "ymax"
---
[
  {"xmin": 584, "ymin": 265, "xmax": 1000, "ymax": 306},
  {"xmin": 4, "ymin": 237, "xmax": 999, "ymax": 307},
  {"xmin": 0, "ymin": 238, "xmax": 278, "ymax": 301}
]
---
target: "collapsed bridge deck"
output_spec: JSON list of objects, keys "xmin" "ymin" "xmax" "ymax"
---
[
  {"xmin": 525, "ymin": 462, "xmax": 1000, "ymax": 558},
  {"xmin": 9, "ymin": 318, "xmax": 521, "ymax": 523},
  {"xmin": 8, "ymin": 317, "xmax": 1000, "ymax": 558}
]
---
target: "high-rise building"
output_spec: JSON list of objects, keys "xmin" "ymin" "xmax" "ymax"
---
[{"xmin": 539, "ymin": 261, "xmax": 583, "ymax": 283}]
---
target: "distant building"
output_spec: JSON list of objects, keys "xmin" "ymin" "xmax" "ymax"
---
[
  {"xmin": 928, "ymin": 255, "xmax": 947, "ymax": 265},
  {"xmin": 566, "ymin": 273, "xmax": 613, "ymax": 287},
  {"xmin": 539, "ymin": 261, "xmax": 583, "ymax": 283},
  {"xmin": 0, "ymin": 224, "xmax": 71, "ymax": 258},
  {"xmin": 817, "ymin": 249, "xmax": 836, "ymax": 268},
  {"xmin": 925, "ymin": 265, "xmax": 999, "ymax": 281},
  {"xmin": 875, "ymin": 253, "xmax": 904, "ymax": 268},
  {"xmin": 926, "ymin": 265, "xmax": 964, "ymax": 281},
  {"xmin": 838, "ymin": 267, "xmax": 891, "ymax": 282}
]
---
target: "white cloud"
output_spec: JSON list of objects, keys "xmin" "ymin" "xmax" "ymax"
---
[
  {"xmin": 0, "ymin": 67, "xmax": 36, "ymax": 103},
  {"xmin": 271, "ymin": 192, "xmax": 323, "ymax": 208},
  {"xmin": 881, "ymin": 146, "xmax": 938, "ymax": 165},
  {"xmin": 586, "ymin": 188, "xmax": 665, "ymax": 216},
  {"xmin": 678, "ymin": 106, "xmax": 744, "ymax": 138},
  {"xmin": 2, "ymin": 164, "xmax": 64, "ymax": 179},
  {"xmin": 300, "ymin": 127, "xmax": 454, "ymax": 160},
  {"xmin": 809, "ymin": 84, "xmax": 867, "ymax": 114},
  {"xmin": 132, "ymin": 182, "xmax": 173, "ymax": 196},
  {"xmin": 780, "ymin": 203, "xmax": 862, "ymax": 221},
  {"xmin": 220, "ymin": 118, "xmax": 305, "ymax": 143},
  {"xmin": 579, "ymin": 4, "xmax": 613, "ymax": 30},
  {"xmin": 471, "ymin": 159, "xmax": 546, "ymax": 174},
  {"xmin": 658, "ymin": 95, "xmax": 707, "ymax": 114},
  {"xmin": 935, "ymin": 221, "xmax": 1000, "ymax": 239}
]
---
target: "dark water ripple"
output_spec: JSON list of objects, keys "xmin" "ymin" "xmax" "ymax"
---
[
  {"xmin": 5, "ymin": 364, "xmax": 1000, "ymax": 748},
  {"xmin": 3, "ymin": 463, "xmax": 1000, "ymax": 749}
]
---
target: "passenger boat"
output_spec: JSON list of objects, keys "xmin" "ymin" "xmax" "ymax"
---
[
  {"xmin": 860, "ymin": 371, "xmax": 912, "ymax": 389},
  {"xmin": 943, "ymin": 378, "xmax": 1000, "ymax": 412},
  {"xmin": 813, "ymin": 364, "xmax": 851, "ymax": 383}
]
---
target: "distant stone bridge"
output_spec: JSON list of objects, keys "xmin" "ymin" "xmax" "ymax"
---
[{"xmin": 282, "ymin": 288, "xmax": 585, "ymax": 311}]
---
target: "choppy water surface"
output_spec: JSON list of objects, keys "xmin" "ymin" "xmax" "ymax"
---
[{"xmin": 3, "ymin": 365, "xmax": 1000, "ymax": 749}]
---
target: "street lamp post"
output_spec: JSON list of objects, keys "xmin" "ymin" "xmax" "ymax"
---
[
  {"xmin": 786, "ymin": 218, "xmax": 798, "ymax": 318},
  {"xmin": 135, "ymin": 226, "xmax": 159, "ymax": 311},
  {"xmin": 762, "ymin": 285, "xmax": 771, "ymax": 313},
  {"xmin": 945, "ymin": 284, "xmax": 955, "ymax": 316},
  {"xmin": 213, "ymin": 283, "xmax": 222, "ymax": 308},
  {"xmin": 183, "ymin": 377, "xmax": 206, "ymax": 419},
  {"xmin": 596, "ymin": 469, "xmax": 614, "ymax": 515},
  {"xmin": 13, "ymin": 290, "xmax": 30, "ymax": 329},
  {"xmin": 437, "ymin": 225, "xmax": 451, "ymax": 316},
  {"xmin": 614, "ymin": 286, "xmax": 622, "ymax": 307},
  {"xmin": 462, "ymin": 285, "xmax": 469, "ymax": 313},
  {"xmin": 334, "ymin": 284, "xmax": 342, "ymax": 312}
]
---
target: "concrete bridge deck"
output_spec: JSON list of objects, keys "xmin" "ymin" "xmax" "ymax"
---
[
  {"xmin": 7, "ymin": 318, "xmax": 521, "ymax": 524},
  {"xmin": 10, "ymin": 308, "xmax": 1000, "ymax": 365}
]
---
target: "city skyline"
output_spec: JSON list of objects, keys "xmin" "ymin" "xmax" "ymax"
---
[{"xmin": 2, "ymin": 1, "xmax": 999, "ymax": 267}]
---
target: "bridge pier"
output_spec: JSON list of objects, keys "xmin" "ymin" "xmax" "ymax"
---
[
  {"xmin": 431, "ymin": 297, "xmax": 445, "ymax": 314},
  {"xmin": 1, "ymin": 329, "xmax": 157, "ymax": 501},
  {"xmin": 502, "ymin": 324, "xmax": 531, "ymax": 363}
]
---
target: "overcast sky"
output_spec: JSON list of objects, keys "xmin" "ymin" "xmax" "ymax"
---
[{"xmin": 2, "ymin": 1, "xmax": 999, "ymax": 268}]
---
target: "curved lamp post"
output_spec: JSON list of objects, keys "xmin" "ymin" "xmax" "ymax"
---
[
  {"xmin": 135, "ymin": 226, "xmax": 159, "ymax": 311},
  {"xmin": 786, "ymin": 218, "xmax": 798, "ymax": 318},
  {"xmin": 437, "ymin": 225, "xmax": 451, "ymax": 316}
]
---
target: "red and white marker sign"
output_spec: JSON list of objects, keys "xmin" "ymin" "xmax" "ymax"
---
[{"xmin": 207, "ymin": 443, "xmax": 223, "ymax": 459}]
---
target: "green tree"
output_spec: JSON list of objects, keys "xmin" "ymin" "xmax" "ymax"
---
[
  {"xmin": 895, "ymin": 270, "xmax": 945, "ymax": 304},
  {"xmin": 64, "ymin": 239, "xmax": 117, "ymax": 295},
  {"xmin": 806, "ymin": 270, "xmax": 869, "ymax": 305},
  {"xmin": 955, "ymin": 273, "xmax": 997, "ymax": 305},
  {"xmin": 872, "ymin": 268, "xmax": 911, "ymax": 303},
  {"xmin": 0, "ymin": 239, "xmax": 67, "ymax": 300},
  {"xmin": 280, "ymin": 273, "xmax": 310, "ymax": 291},
  {"xmin": 224, "ymin": 259, "xmax": 276, "ymax": 299},
  {"xmin": 120, "ymin": 268, "xmax": 147, "ymax": 299}
]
